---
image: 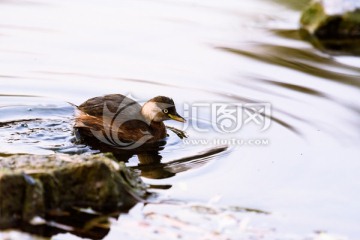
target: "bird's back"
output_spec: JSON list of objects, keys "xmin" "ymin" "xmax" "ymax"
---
[
  {"xmin": 74, "ymin": 94, "xmax": 166, "ymax": 145},
  {"xmin": 78, "ymin": 94, "xmax": 142, "ymax": 119}
]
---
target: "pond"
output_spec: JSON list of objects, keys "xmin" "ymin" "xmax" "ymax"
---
[{"xmin": 0, "ymin": 0, "xmax": 359, "ymax": 239}]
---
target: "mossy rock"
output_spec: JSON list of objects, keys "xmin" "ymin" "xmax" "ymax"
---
[
  {"xmin": 300, "ymin": 0, "xmax": 360, "ymax": 55},
  {"xmin": 0, "ymin": 154, "xmax": 148, "ymax": 228}
]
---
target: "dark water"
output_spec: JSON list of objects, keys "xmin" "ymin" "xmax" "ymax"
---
[{"xmin": 1, "ymin": 0, "xmax": 360, "ymax": 239}]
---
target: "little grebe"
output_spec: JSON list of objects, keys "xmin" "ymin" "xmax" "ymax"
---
[{"xmin": 74, "ymin": 94, "xmax": 185, "ymax": 146}]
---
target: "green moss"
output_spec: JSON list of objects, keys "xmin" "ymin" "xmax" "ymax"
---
[
  {"xmin": 0, "ymin": 172, "xmax": 26, "ymax": 227},
  {"xmin": 300, "ymin": 2, "xmax": 327, "ymax": 33},
  {"xmin": 300, "ymin": 1, "xmax": 360, "ymax": 54},
  {"xmin": 23, "ymin": 178, "xmax": 45, "ymax": 221},
  {"xmin": 345, "ymin": 9, "xmax": 360, "ymax": 22}
]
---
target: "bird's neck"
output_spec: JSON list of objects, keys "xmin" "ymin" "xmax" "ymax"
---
[
  {"xmin": 140, "ymin": 102, "xmax": 167, "ymax": 140},
  {"xmin": 141, "ymin": 102, "xmax": 162, "ymax": 123}
]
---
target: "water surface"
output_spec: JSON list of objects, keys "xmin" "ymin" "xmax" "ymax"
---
[{"xmin": 1, "ymin": 0, "xmax": 359, "ymax": 239}]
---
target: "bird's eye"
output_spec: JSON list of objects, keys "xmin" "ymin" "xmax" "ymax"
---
[{"xmin": 163, "ymin": 109, "xmax": 168, "ymax": 113}]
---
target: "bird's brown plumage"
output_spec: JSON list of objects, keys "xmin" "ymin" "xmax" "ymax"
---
[{"xmin": 74, "ymin": 94, "xmax": 183, "ymax": 146}]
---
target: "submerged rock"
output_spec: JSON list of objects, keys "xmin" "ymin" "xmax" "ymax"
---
[
  {"xmin": 0, "ymin": 154, "xmax": 148, "ymax": 229},
  {"xmin": 300, "ymin": 0, "xmax": 360, "ymax": 55}
]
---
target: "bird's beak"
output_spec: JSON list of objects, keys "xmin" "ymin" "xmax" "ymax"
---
[{"xmin": 168, "ymin": 113, "xmax": 186, "ymax": 123}]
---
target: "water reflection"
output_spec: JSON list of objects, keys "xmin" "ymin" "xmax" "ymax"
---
[
  {"xmin": 77, "ymin": 134, "xmax": 228, "ymax": 180},
  {"xmin": 220, "ymin": 45, "xmax": 360, "ymax": 88},
  {"xmin": 267, "ymin": 0, "xmax": 311, "ymax": 10},
  {"xmin": 16, "ymin": 209, "xmax": 113, "ymax": 240},
  {"xmin": 217, "ymin": 40, "xmax": 360, "ymax": 141},
  {"xmin": 133, "ymin": 145, "xmax": 228, "ymax": 179}
]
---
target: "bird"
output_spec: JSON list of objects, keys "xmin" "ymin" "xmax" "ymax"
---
[{"xmin": 74, "ymin": 94, "xmax": 185, "ymax": 149}]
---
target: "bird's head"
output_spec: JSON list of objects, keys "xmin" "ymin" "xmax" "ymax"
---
[{"xmin": 141, "ymin": 96, "xmax": 186, "ymax": 123}]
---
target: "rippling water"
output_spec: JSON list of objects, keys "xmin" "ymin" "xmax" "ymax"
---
[{"xmin": 1, "ymin": 0, "xmax": 360, "ymax": 239}]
